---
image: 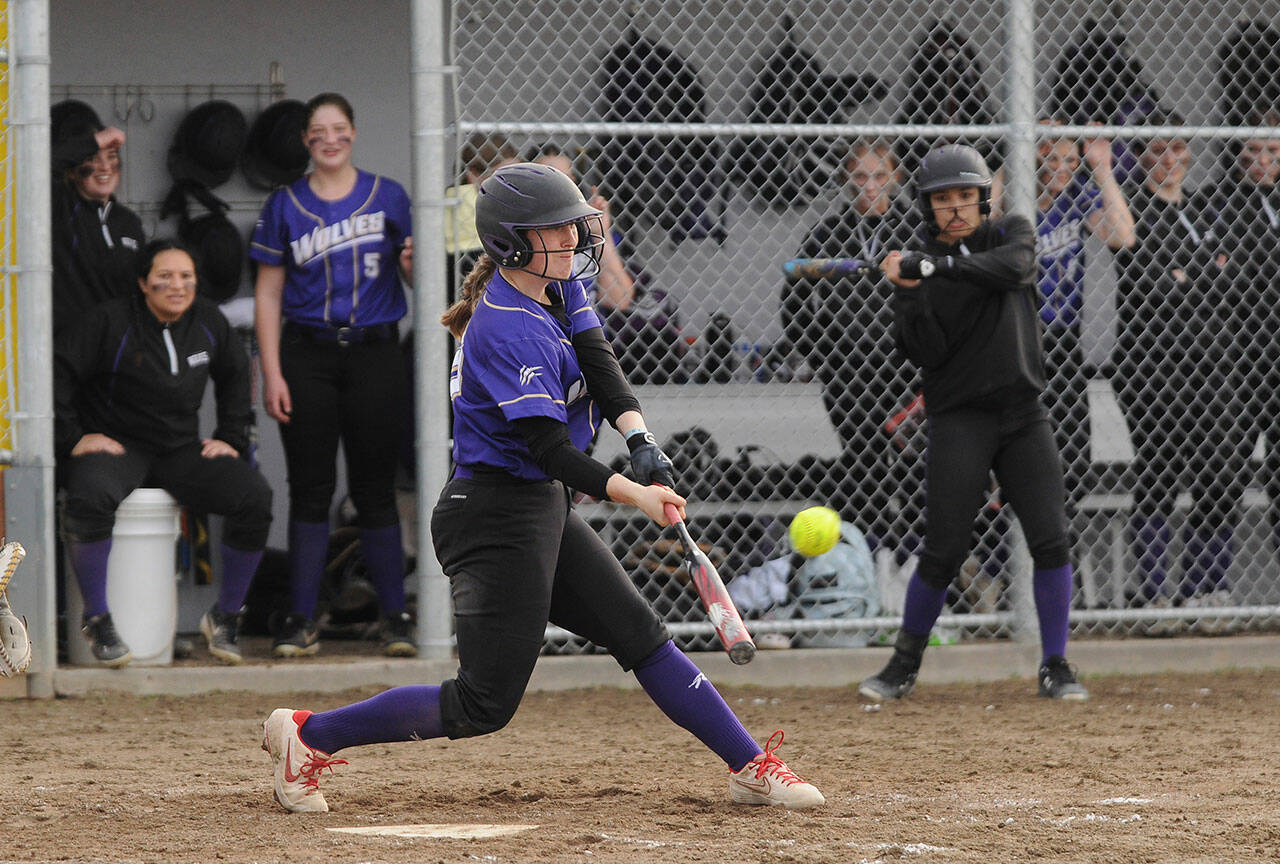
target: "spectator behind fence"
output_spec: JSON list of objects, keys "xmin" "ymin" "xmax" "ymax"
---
[
  {"xmin": 531, "ymin": 143, "xmax": 684, "ymax": 384},
  {"xmin": 445, "ymin": 133, "xmax": 519, "ymax": 303},
  {"xmin": 1210, "ymin": 108, "xmax": 1280, "ymax": 578},
  {"xmin": 1036, "ymin": 120, "xmax": 1136, "ymax": 507},
  {"xmin": 50, "ymin": 100, "xmax": 145, "ymax": 341},
  {"xmin": 862, "ymin": 144, "xmax": 1087, "ymax": 703},
  {"xmin": 1112, "ymin": 113, "xmax": 1242, "ymax": 619},
  {"xmin": 779, "ymin": 138, "xmax": 921, "ymax": 554},
  {"xmin": 56, "ymin": 240, "xmax": 271, "ymax": 667},
  {"xmin": 251, "ymin": 93, "xmax": 416, "ymax": 660}
]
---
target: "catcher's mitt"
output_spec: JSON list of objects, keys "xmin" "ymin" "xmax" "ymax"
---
[{"xmin": 0, "ymin": 540, "xmax": 32, "ymax": 677}]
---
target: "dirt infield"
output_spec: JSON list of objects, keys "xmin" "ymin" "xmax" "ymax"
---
[{"xmin": 3, "ymin": 668, "xmax": 1279, "ymax": 863}]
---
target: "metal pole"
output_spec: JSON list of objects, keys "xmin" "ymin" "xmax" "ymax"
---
[
  {"xmin": 10, "ymin": 0, "xmax": 55, "ymax": 697},
  {"xmin": 409, "ymin": 0, "xmax": 453, "ymax": 659},
  {"xmin": 1004, "ymin": 0, "xmax": 1037, "ymax": 644}
]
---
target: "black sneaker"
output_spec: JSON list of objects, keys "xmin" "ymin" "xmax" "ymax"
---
[
  {"xmin": 200, "ymin": 604, "xmax": 244, "ymax": 665},
  {"xmin": 82, "ymin": 612, "xmax": 132, "ymax": 668},
  {"xmin": 272, "ymin": 613, "xmax": 320, "ymax": 658},
  {"xmin": 381, "ymin": 611, "xmax": 418, "ymax": 658},
  {"xmin": 858, "ymin": 650, "xmax": 920, "ymax": 701},
  {"xmin": 1038, "ymin": 655, "xmax": 1089, "ymax": 701}
]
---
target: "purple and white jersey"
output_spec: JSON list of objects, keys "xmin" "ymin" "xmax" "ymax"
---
[
  {"xmin": 249, "ymin": 170, "xmax": 411, "ymax": 327},
  {"xmin": 450, "ymin": 272, "xmax": 603, "ymax": 480},
  {"xmin": 1036, "ymin": 179, "xmax": 1102, "ymax": 330}
]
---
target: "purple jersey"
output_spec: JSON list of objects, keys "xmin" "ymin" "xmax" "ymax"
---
[
  {"xmin": 249, "ymin": 170, "xmax": 411, "ymax": 327},
  {"xmin": 450, "ymin": 272, "xmax": 603, "ymax": 480},
  {"xmin": 1035, "ymin": 179, "xmax": 1102, "ymax": 330}
]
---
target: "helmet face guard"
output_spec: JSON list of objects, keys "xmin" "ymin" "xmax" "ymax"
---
[
  {"xmin": 476, "ymin": 163, "xmax": 606, "ymax": 280},
  {"xmin": 915, "ymin": 144, "xmax": 993, "ymax": 232}
]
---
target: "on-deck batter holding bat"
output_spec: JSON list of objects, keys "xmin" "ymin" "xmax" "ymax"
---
[
  {"xmin": 261, "ymin": 162, "xmax": 823, "ymax": 814},
  {"xmin": 664, "ymin": 503, "xmax": 756, "ymax": 664}
]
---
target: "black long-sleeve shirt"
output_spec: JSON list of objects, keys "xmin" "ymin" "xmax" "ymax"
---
[
  {"xmin": 892, "ymin": 214, "xmax": 1043, "ymax": 415},
  {"xmin": 51, "ymin": 129, "xmax": 145, "ymax": 340},
  {"xmin": 55, "ymin": 294, "xmax": 252, "ymax": 460}
]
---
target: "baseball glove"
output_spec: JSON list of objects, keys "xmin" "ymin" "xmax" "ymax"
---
[{"xmin": 0, "ymin": 540, "xmax": 32, "ymax": 677}]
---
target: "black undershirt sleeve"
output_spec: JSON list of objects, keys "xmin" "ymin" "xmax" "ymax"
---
[
  {"xmin": 572, "ymin": 326, "xmax": 641, "ymax": 425},
  {"xmin": 513, "ymin": 415, "xmax": 616, "ymax": 501}
]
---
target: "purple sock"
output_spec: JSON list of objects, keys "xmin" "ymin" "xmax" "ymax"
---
[
  {"xmin": 300, "ymin": 685, "xmax": 443, "ymax": 755},
  {"xmin": 361, "ymin": 523, "xmax": 407, "ymax": 614},
  {"xmin": 1033, "ymin": 564, "xmax": 1073, "ymax": 661},
  {"xmin": 68, "ymin": 538, "xmax": 113, "ymax": 618},
  {"xmin": 1133, "ymin": 517, "xmax": 1170, "ymax": 599},
  {"xmin": 902, "ymin": 571, "xmax": 946, "ymax": 636},
  {"xmin": 218, "ymin": 544, "xmax": 264, "ymax": 614},
  {"xmin": 633, "ymin": 640, "xmax": 760, "ymax": 771},
  {"xmin": 288, "ymin": 520, "xmax": 330, "ymax": 619}
]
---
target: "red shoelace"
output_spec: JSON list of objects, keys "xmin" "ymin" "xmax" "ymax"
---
[
  {"xmin": 300, "ymin": 752, "xmax": 349, "ymax": 793},
  {"xmin": 746, "ymin": 730, "xmax": 804, "ymax": 786}
]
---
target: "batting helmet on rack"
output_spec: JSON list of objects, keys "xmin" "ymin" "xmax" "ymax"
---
[{"xmin": 474, "ymin": 162, "xmax": 605, "ymax": 278}]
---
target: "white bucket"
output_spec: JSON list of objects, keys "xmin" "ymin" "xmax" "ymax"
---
[{"xmin": 67, "ymin": 488, "xmax": 182, "ymax": 666}]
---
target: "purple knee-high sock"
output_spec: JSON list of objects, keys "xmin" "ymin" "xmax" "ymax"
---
[
  {"xmin": 218, "ymin": 545, "xmax": 264, "ymax": 614},
  {"xmin": 902, "ymin": 571, "xmax": 947, "ymax": 636},
  {"xmin": 1033, "ymin": 564, "xmax": 1073, "ymax": 661},
  {"xmin": 633, "ymin": 640, "xmax": 761, "ymax": 771},
  {"xmin": 361, "ymin": 523, "xmax": 406, "ymax": 614},
  {"xmin": 68, "ymin": 538, "xmax": 113, "ymax": 618},
  {"xmin": 1133, "ymin": 517, "xmax": 1170, "ymax": 600},
  {"xmin": 300, "ymin": 685, "xmax": 443, "ymax": 756},
  {"xmin": 288, "ymin": 520, "xmax": 330, "ymax": 619}
]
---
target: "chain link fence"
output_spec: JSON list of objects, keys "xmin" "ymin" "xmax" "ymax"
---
[{"xmin": 449, "ymin": 0, "xmax": 1280, "ymax": 652}]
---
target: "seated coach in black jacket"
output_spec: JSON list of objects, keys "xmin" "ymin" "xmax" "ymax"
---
[{"xmin": 55, "ymin": 239, "xmax": 271, "ymax": 668}]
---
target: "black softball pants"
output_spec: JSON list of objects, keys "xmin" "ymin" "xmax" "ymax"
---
[
  {"xmin": 916, "ymin": 403, "xmax": 1070, "ymax": 590},
  {"xmin": 278, "ymin": 330, "xmax": 404, "ymax": 527},
  {"xmin": 1043, "ymin": 326, "xmax": 1091, "ymax": 508},
  {"xmin": 61, "ymin": 441, "xmax": 272, "ymax": 549},
  {"xmin": 430, "ymin": 477, "xmax": 668, "ymax": 739}
]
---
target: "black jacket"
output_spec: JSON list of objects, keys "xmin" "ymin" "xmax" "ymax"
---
[
  {"xmin": 55, "ymin": 293, "xmax": 252, "ymax": 459},
  {"xmin": 892, "ymin": 214, "xmax": 1043, "ymax": 415},
  {"xmin": 51, "ymin": 129, "xmax": 145, "ymax": 340},
  {"xmin": 1113, "ymin": 185, "xmax": 1228, "ymax": 370}
]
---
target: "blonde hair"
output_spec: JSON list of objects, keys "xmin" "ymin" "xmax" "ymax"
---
[{"xmin": 441, "ymin": 255, "xmax": 498, "ymax": 339}]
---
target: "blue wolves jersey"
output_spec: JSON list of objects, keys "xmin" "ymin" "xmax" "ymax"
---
[
  {"xmin": 249, "ymin": 170, "xmax": 411, "ymax": 327},
  {"xmin": 1036, "ymin": 179, "xmax": 1101, "ymax": 330},
  {"xmin": 450, "ymin": 272, "xmax": 603, "ymax": 480}
]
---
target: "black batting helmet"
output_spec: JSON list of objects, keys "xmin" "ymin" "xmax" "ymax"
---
[
  {"xmin": 915, "ymin": 143, "xmax": 993, "ymax": 224},
  {"xmin": 475, "ymin": 162, "xmax": 604, "ymax": 278}
]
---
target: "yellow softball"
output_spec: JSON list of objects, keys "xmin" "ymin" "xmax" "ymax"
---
[{"xmin": 789, "ymin": 506, "xmax": 842, "ymax": 557}]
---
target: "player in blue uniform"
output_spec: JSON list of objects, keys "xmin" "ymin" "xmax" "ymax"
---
[
  {"xmin": 260, "ymin": 163, "xmax": 824, "ymax": 814},
  {"xmin": 1035, "ymin": 123, "xmax": 1134, "ymax": 505},
  {"xmin": 251, "ymin": 93, "xmax": 415, "ymax": 658}
]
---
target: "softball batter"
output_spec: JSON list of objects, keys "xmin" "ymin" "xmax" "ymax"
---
[
  {"xmin": 251, "ymin": 92, "xmax": 415, "ymax": 658},
  {"xmin": 860, "ymin": 144, "xmax": 1088, "ymax": 702},
  {"xmin": 261, "ymin": 163, "xmax": 824, "ymax": 813}
]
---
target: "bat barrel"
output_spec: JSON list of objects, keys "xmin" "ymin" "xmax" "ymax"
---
[
  {"xmin": 782, "ymin": 257, "xmax": 866, "ymax": 281},
  {"xmin": 728, "ymin": 641, "xmax": 756, "ymax": 665}
]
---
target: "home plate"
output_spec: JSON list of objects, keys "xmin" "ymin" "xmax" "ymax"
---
[{"xmin": 327, "ymin": 823, "xmax": 538, "ymax": 839}]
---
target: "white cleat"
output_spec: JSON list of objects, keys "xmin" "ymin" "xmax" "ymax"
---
[
  {"xmin": 261, "ymin": 708, "xmax": 347, "ymax": 813},
  {"xmin": 729, "ymin": 730, "xmax": 825, "ymax": 810}
]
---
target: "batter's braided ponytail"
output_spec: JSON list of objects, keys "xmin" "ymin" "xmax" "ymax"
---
[{"xmin": 440, "ymin": 254, "xmax": 496, "ymax": 339}]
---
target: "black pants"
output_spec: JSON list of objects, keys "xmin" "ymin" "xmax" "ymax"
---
[
  {"xmin": 1043, "ymin": 326, "xmax": 1091, "ymax": 508},
  {"xmin": 62, "ymin": 442, "xmax": 272, "ymax": 549},
  {"xmin": 1115, "ymin": 358, "xmax": 1247, "ymax": 531},
  {"xmin": 430, "ymin": 477, "xmax": 668, "ymax": 739},
  {"xmin": 278, "ymin": 330, "xmax": 404, "ymax": 527},
  {"xmin": 917, "ymin": 403, "xmax": 1070, "ymax": 589}
]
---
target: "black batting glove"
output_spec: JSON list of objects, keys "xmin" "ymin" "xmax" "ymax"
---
[
  {"xmin": 898, "ymin": 253, "xmax": 951, "ymax": 280},
  {"xmin": 626, "ymin": 429, "xmax": 677, "ymax": 489}
]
